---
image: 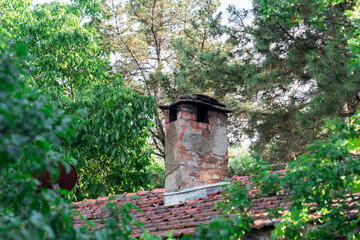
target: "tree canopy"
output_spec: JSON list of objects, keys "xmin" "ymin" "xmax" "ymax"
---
[
  {"xmin": 172, "ymin": 0, "xmax": 360, "ymax": 162},
  {"xmin": 1, "ymin": 0, "xmax": 156, "ymax": 200},
  {"xmin": 0, "ymin": 32, "xmax": 161, "ymax": 239}
]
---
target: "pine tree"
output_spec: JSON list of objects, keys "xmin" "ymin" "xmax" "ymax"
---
[{"xmin": 173, "ymin": 0, "xmax": 360, "ymax": 162}]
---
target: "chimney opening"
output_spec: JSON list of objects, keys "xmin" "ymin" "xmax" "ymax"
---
[
  {"xmin": 196, "ymin": 107, "xmax": 209, "ymax": 123},
  {"xmin": 169, "ymin": 106, "xmax": 177, "ymax": 122}
]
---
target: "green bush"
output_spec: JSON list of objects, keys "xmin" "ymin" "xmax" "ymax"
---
[
  {"xmin": 147, "ymin": 158, "xmax": 165, "ymax": 189},
  {"xmin": 0, "ymin": 33, "xmax": 78, "ymax": 240},
  {"xmin": 228, "ymin": 145, "xmax": 255, "ymax": 176},
  {"xmin": 251, "ymin": 113, "xmax": 360, "ymax": 239}
]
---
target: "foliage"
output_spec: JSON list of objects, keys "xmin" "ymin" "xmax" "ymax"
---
[
  {"xmin": 0, "ymin": 0, "xmax": 156, "ymax": 200},
  {"xmin": 345, "ymin": 1, "xmax": 360, "ymax": 71},
  {"xmin": 228, "ymin": 145, "xmax": 255, "ymax": 176},
  {"xmin": 172, "ymin": 0, "xmax": 360, "ymax": 163},
  {"xmin": 28, "ymin": 1, "xmax": 108, "ymax": 98},
  {"xmin": 251, "ymin": 111, "xmax": 360, "ymax": 239},
  {"xmin": 0, "ymin": 17, "xmax": 161, "ymax": 240},
  {"xmin": 249, "ymin": 0, "xmax": 360, "ymax": 162},
  {"xmin": 0, "ymin": 31, "xmax": 75, "ymax": 240},
  {"xmin": 64, "ymin": 80, "xmax": 155, "ymax": 200},
  {"xmin": 147, "ymin": 157, "xmax": 165, "ymax": 189}
]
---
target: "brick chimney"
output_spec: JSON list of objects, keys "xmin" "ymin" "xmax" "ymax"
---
[{"xmin": 159, "ymin": 94, "xmax": 232, "ymax": 205}]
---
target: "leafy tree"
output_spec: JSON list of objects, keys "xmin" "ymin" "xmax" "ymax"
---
[
  {"xmin": 1, "ymin": 0, "xmax": 156, "ymax": 200},
  {"xmin": 228, "ymin": 146, "xmax": 255, "ymax": 176},
  {"xmin": 346, "ymin": 1, "xmax": 360, "ymax": 70},
  {"xmin": 147, "ymin": 158, "xmax": 165, "ymax": 188},
  {"xmin": 172, "ymin": 0, "xmax": 360, "ymax": 163},
  {"xmin": 0, "ymin": 57, "xmax": 153, "ymax": 239},
  {"xmin": 0, "ymin": 7, "xmax": 163, "ymax": 240},
  {"xmin": 0, "ymin": 28, "xmax": 77, "ymax": 240},
  {"xmin": 250, "ymin": 111, "xmax": 360, "ymax": 239},
  {"xmin": 64, "ymin": 81, "xmax": 155, "ymax": 200}
]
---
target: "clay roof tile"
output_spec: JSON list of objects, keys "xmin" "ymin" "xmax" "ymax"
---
[{"xmin": 72, "ymin": 170, "xmax": 360, "ymax": 238}]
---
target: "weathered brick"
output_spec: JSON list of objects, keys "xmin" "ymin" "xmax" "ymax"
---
[
  {"xmin": 177, "ymin": 149, "xmax": 187, "ymax": 156},
  {"xmin": 200, "ymin": 172, "xmax": 210, "ymax": 179},
  {"xmin": 183, "ymin": 154, "xmax": 193, "ymax": 160},
  {"xmin": 201, "ymin": 130, "xmax": 210, "ymax": 137},
  {"xmin": 180, "ymin": 119, "xmax": 186, "ymax": 126},
  {"xmin": 203, "ymin": 155, "xmax": 219, "ymax": 164},
  {"xmin": 207, "ymin": 169, "xmax": 228, "ymax": 176},
  {"xmin": 212, "ymin": 174, "xmax": 220, "ymax": 180},
  {"xmin": 180, "ymin": 111, "xmax": 192, "ymax": 119},
  {"xmin": 198, "ymin": 122, "xmax": 208, "ymax": 129},
  {"xmin": 162, "ymin": 97, "xmax": 232, "ymax": 194},
  {"xmin": 188, "ymin": 171, "xmax": 200, "ymax": 177},
  {"xmin": 189, "ymin": 120, "xmax": 197, "ymax": 128},
  {"xmin": 177, "ymin": 134, "xmax": 184, "ymax": 141}
]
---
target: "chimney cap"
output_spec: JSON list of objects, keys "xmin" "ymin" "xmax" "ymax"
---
[{"xmin": 159, "ymin": 94, "xmax": 232, "ymax": 113}]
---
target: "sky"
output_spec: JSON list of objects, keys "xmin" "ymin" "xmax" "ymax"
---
[
  {"xmin": 220, "ymin": 0, "xmax": 252, "ymax": 11},
  {"xmin": 31, "ymin": 0, "xmax": 254, "ymax": 25},
  {"xmin": 32, "ymin": 0, "xmax": 254, "ymax": 15}
]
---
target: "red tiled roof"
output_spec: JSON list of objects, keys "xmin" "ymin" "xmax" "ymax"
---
[{"xmin": 72, "ymin": 170, "xmax": 360, "ymax": 238}]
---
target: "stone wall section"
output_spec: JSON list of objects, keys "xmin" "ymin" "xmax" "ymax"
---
[{"xmin": 164, "ymin": 104, "xmax": 229, "ymax": 192}]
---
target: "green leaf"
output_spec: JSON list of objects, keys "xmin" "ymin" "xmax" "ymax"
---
[
  {"xmin": 0, "ymin": 109, "xmax": 15, "ymax": 129},
  {"xmin": 346, "ymin": 138, "xmax": 360, "ymax": 152},
  {"xmin": 15, "ymin": 41, "xmax": 28, "ymax": 56}
]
